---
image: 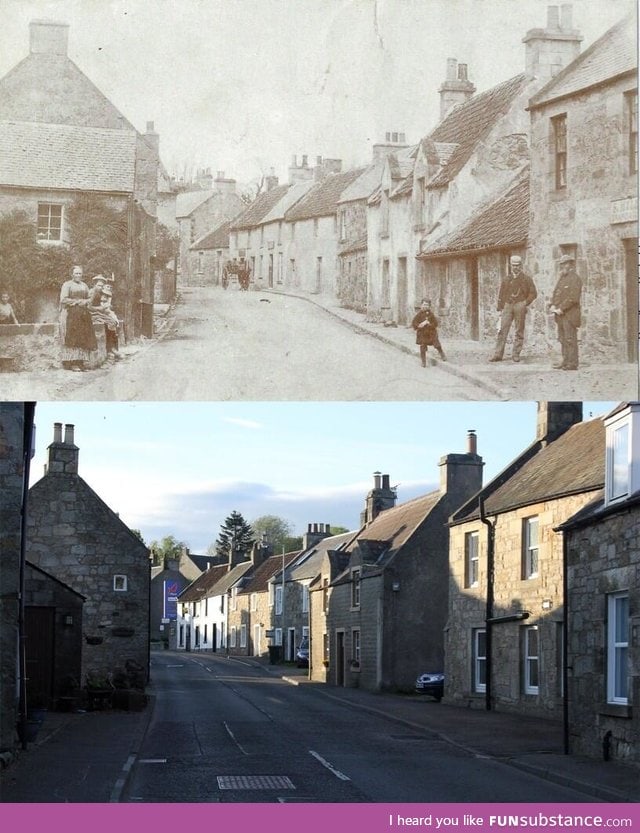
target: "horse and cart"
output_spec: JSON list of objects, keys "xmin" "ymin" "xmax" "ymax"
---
[{"xmin": 222, "ymin": 259, "xmax": 251, "ymax": 291}]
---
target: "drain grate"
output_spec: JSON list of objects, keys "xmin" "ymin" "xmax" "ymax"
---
[{"xmin": 217, "ymin": 775, "xmax": 295, "ymax": 790}]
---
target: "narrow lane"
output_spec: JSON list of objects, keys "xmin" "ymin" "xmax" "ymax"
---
[{"xmin": 123, "ymin": 653, "xmax": 599, "ymax": 804}]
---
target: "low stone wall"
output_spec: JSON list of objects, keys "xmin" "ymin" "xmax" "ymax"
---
[{"xmin": 0, "ymin": 323, "xmax": 108, "ymax": 371}]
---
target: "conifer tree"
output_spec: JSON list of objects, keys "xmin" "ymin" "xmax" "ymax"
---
[{"xmin": 214, "ymin": 510, "xmax": 254, "ymax": 560}]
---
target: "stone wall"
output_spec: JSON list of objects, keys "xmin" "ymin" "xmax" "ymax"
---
[
  {"xmin": 446, "ymin": 491, "xmax": 601, "ymax": 717},
  {"xmin": 26, "ymin": 449, "xmax": 150, "ymax": 686},
  {"xmin": 566, "ymin": 503, "xmax": 639, "ymax": 765},
  {"xmin": 337, "ymin": 250, "xmax": 367, "ymax": 312},
  {"xmin": 0, "ymin": 404, "xmax": 25, "ymax": 753},
  {"xmin": 528, "ymin": 74, "xmax": 638, "ymax": 362}
]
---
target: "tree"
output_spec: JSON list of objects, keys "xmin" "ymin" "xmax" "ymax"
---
[
  {"xmin": 250, "ymin": 515, "xmax": 295, "ymax": 553},
  {"xmin": 330, "ymin": 526, "xmax": 350, "ymax": 535},
  {"xmin": 214, "ymin": 511, "xmax": 254, "ymax": 560},
  {"xmin": 148, "ymin": 534, "xmax": 186, "ymax": 568}
]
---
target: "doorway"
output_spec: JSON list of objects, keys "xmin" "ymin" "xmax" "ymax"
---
[
  {"xmin": 467, "ymin": 257, "xmax": 479, "ymax": 340},
  {"xmin": 25, "ymin": 606, "xmax": 55, "ymax": 705},
  {"xmin": 623, "ymin": 238, "xmax": 638, "ymax": 362},
  {"xmin": 397, "ymin": 256, "xmax": 408, "ymax": 325},
  {"xmin": 336, "ymin": 631, "xmax": 345, "ymax": 687}
]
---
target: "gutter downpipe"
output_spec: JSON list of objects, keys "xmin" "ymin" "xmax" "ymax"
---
[
  {"xmin": 479, "ymin": 496, "xmax": 494, "ymax": 712},
  {"xmin": 562, "ymin": 530, "xmax": 569, "ymax": 755},
  {"xmin": 18, "ymin": 402, "xmax": 36, "ymax": 749}
]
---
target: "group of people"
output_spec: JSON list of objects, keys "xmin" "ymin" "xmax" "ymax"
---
[
  {"xmin": 411, "ymin": 252, "xmax": 582, "ymax": 371},
  {"xmin": 59, "ymin": 265, "xmax": 122, "ymax": 372}
]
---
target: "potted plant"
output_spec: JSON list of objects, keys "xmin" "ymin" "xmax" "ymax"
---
[{"xmin": 85, "ymin": 670, "xmax": 114, "ymax": 710}]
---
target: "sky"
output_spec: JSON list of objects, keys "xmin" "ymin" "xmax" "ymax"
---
[
  {"xmin": 29, "ymin": 400, "xmax": 616, "ymax": 552},
  {"xmin": 0, "ymin": 0, "xmax": 634, "ymax": 184}
]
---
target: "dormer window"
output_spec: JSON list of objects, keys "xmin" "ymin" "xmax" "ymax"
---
[{"xmin": 605, "ymin": 404, "xmax": 639, "ymax": 506}]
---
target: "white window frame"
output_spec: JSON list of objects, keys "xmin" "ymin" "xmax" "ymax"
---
[
  {"xmin": 268, "ymin": 581, "xmax": 274, "ymax": 607},
  {"xmin": 250, "ymin": 592, "xmax": 257, "ymax": 612},
  {"xmin": 230, "ymin": 626, "xmax": 237, "ymax": 648},
  {"xmin": 352, "ymin": 628, "xmax": 361, "ymax": 664},
  {"xmin": 240, "ymin": 624, "xmax": 247, "ymax": 648},
  {"xmin": 523, "ymin": 516, "xmax": 539, "ymax": 579},
  {"xmin": 607, "ymin": 421, "xmax": 630, "ymax": 504},
  {"xmin": 230, "ymin": 587, "xmax": 237, "ymax": 611},
  {"xmin": 473, "ymin": 628, "xmax": 486, "ymax": 693},
  {"xmin": 274, "ymin": 627, "xmax": 283, "ymax": 646},
  {"xmin": 302, "ymin": 584, "xmax": 309, "ymax": 614},
  {"xmin": 351, "ymin": 568, "xmax": 361, "ymax": 609},
  {"xmin": 607, "ymin": 591, "xmax": 629, "ymax": 705},
  {"xmin": 465, "ymin": 531, "xmax": 479, "ymax": 588},
  {"xmin": 37, "ymin": 202, "xmax": 64, "ymax": 243},
  {"xmin": 275, "ymin": 585, "xmax": 283, "ymax": 615},
  {"xmin": 524, "ymin": 626, "xmax": 539, "ymax": 695},
  {"xmin": 113, "ymin": 574, "xmax": 128, "ymax": 592}
]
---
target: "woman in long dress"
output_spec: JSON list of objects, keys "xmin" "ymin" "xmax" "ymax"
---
[{"xmin": 59, "ymin": 265, "xmax": 97, "ymax": 370}]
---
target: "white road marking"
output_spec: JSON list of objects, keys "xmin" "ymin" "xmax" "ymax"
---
[
  {"xmin": 138, "ymin": 758, "xmax": 167, "ymax": 763},
  {"xmin": 224, "ymin": 722, "xmax": 248, "ymax": 755},
  {"xmin": 308, "ymin": 750, "xmax": 351, "ymax": 781}
]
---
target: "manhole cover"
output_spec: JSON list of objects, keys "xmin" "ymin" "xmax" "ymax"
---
[{"xmin": 217, "ymin": 775, "xmax": 295, "ymax": 790}]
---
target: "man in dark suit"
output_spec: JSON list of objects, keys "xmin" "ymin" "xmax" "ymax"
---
[
  {"xmin": 548, "ymin": 253, "xmax": 582, "ymax": 370},
  {"xmin": 489, "ymin": 255, "xmax": 537, "ymax": 363}
]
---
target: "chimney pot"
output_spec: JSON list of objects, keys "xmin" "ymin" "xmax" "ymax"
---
[
  {"xmin": 458, "ymin": 63, "xmax": 468, "ymax": 81},
  {"xmin": 53, "ymin": 422, "xmax": 62, "ymax": 443},
  {"xmin": 146, "ymin": 121, "xmax": 155, "ymax": 133},
  {"xmin": 467, "ymin": 429, "xmax": 477, "ymax": 455},
  {"xmin": 446, "ymin": 57, "xmax": 457, "ymax": 80},
  {"xmin": 64, "ymin": 424, "xmax": 74, "ymax": 445},
  {"xmin": 560, "ymin": 3, "xmax": 572, "ymax": 30},
  {"xmin": 29, "ymin": 20, "xmax": 69, "ymax": 56},
  {"xmin": 302, "ymin": 154, "xmax": 308, "ymax": 167},
  {"xmin": 382, "ymin": 474, "xmax": 390, "ymax": 490},
  {"xmin": 547, "ymin": 5, "xmax": 560, "ymax": 28}
]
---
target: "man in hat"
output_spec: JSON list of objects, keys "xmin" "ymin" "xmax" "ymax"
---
[
  {"xmin": 88, "ymin": 274, "xmax": 106, "ymax": 307},
  {"xmin": 548, "ymin": 253, "xmax": 582, "ymax": 370},
  {"xmin": 489, "ymin": 255, "xmax": 537, "ymax": 363}
]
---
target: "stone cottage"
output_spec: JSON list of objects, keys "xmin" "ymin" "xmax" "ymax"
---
[
  {"xmin": 445, "ymin": 402, "xmax": 604, "ymax": 720},
  {"xmin": 188, "ymin": 220, "xmax": 232, "ymax": 289},
  {"xmin": 26, "ymin": 423, "xmax": 151, "ymax": 686},
  {"xmin": 176, "ymin": 172, "xmax": 244, "ymax": 285},
  {"xmin": 558, "ymin": 401, "xmax": 639, "ymax": 766},
  {"xmin": 0, "ymin": 20, "xmax": 160, "ymax": 339},
  {"xmin": 527, "ymin": 12, "xmax": 638, "ymax": 365},
  {"xmin": 326, "ymin": 437, "xmax": 484, "ymax": 692}
]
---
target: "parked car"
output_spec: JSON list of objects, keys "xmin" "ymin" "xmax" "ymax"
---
[
  {"xmin": 415, "ymin": 672, "xmax": 444, "ymax": 701},
  {"xmin": 296, "ymin": 637, "xmax": 309, "ymax": 668}
]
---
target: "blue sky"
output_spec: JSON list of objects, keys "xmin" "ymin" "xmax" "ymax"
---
[
  {"xmin": 30, "ymin": 401, "xmax": 615, "ymax": 552},
  {"xmin": 0, "ymin": 0, "xmax": 632, "ymax": 182}
]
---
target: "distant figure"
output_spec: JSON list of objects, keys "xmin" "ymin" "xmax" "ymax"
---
[
  {"xmin": 412, "ymin": 298, "xmax": 446, "ymax": 367},
  {"xmin": 88, "ymin": 274, "xmax": 107, "ymax": 307},
  {"xmin": 548, "ymin": 253, "xmax": 582, "ymax": 371},
  {"xmin": 489, "ymin": 255, "xmax": 537, "ymax": 363},
  {"xmin": 59, "ymin": 265, "xmax": 97, "ymax": 371},
  {"xmin": 0, "ymin": 292, "xmax": 19, "ymax": 325}
]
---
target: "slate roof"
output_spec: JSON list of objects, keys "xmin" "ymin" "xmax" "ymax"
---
[
  {"xmin": 237, "ymin": 551, "xmax": 301, "ymax": 595},
  {"xmin": 191, "ymin": 219, "xmax": 231, "ymax": 250},
  {"xmin": 178, "ymin": 564, "xmax": 230, "ymax": 602},
  {"xmin": 0, "ymin": 120, "xmax": 136, "ymax": 192},
  {"xmin": 529, "ymin": 14, "xmax": 637, "ymax": 110},
  {"xmin": 428, "ymin": 73, "xmax": 528, "ymax": 188},
  {"xmin": 288, "ymin": 532, "xmax": 356, "ymax": 581},
  {"xmin": 452, "ymin": 417, "xmax": 605, "ymax": 523},
  {"xmin": 175, "ymin": 189, "xmax": 216, "ymax": 219},
  {"xmin": 261, "ymin": 180, "xmax": 314, "ymax": 223},
  {"xmin": 285, "ymin": 168, "xmax": 366, "ymax": 222},
  {"xmin": 339, "ymin": 162, "xmax": 385, "ymax": 204},
  {"xmin": 338, "ymin": 234, "xmax": 368, "ymax": 255},
  {"xmin": 419, "ymin": 167, "xmax": 529, "ymax": 257},
  {"xmin": 230, "ymin": 184, "xmax": 290, "ymax": 230},
  {"xmin": 179, "ymin": 559, "xmax": 254, "ymax": 601},
  {"xmin": 26, "ymin": 561, "xmax": 86, "ymax": 599}
]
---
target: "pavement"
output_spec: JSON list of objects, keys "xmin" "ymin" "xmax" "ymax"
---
[
  {"xmin": 254, "ymin": 286, "xmax": 638, "ymax": 401},
  {"xmin": 1, "ymin": 654, "xmax": 638, "ymax": 804}
]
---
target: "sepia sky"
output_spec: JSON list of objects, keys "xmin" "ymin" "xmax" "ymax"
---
[
  {"xmin": 0, "ymin": 0, "xmax": 635, "ymax": 184},
  {"xmin": 30, "ymin": 400, "xmax": 615, "ymax": 552}
]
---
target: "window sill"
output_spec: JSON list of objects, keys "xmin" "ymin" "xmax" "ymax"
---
[{"xmin": 599, "ymin": 703, "xmax": 632, "ymax": 719}]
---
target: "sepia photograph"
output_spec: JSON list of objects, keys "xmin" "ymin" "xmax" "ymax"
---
[
  {"xmin": 0, "ymin": 0, "xmax": 638, "ymax": 829},
  {"xmin": 0, "ymin": 0, "xmax": 637, "ymax": 401}
]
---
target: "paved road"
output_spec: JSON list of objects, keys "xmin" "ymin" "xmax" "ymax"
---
[
  {"xmin": 122, "ymin": 652, "xmax": 600, "ymax": 804},
  {"xmin": 2, "ymin": 287, "xmax": 487, "ymax": 401}
]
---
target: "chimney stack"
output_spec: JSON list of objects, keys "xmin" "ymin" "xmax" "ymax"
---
[
  {"xmin": 536, "ymin": 402, "xmax": 582, "ymax": 444},
  {"xmin": 372, "ymin": 131, "xmax": 410, "ymax": 162},
  {"xmin": 438, "ymin": 433, "xmax": 483, "ymax": 501},
  {"xmin": 145, "ymin": 121, "xmax": 159, "ymax": 154},
  {"xmin": 522, "ymin": 4, "xmax": 582, "ymax": 82},
  {"xmin": 438, "ymin": 58, "xmax": 476, "ymax": 121},
  {"xmin": 29, "ymin": 19, "xmax": 69, "ymax": 56},
  {"xmin": 360, "ymin": 472, "xmax": 397, "ymax": 526},
  {"xmin": 303, "ymin": 522, "xmax": 332, "ymax": 550},
  {"xmin": 47, "ymin": 422, "xmax": 79, "ymax": 475}
]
